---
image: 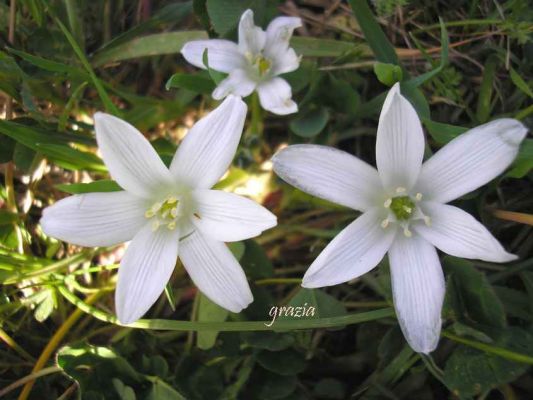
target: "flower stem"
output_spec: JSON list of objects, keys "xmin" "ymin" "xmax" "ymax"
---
[{"xmin": 249, "ymin": 92, "xmax": 263, "ymax": 138}]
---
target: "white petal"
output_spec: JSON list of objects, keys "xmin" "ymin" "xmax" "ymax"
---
[
  {"xmin": 265, "ymin": 16, "xmax": 302, "ymax": 49},
  {"xmin": 238, "ymin": 9, "xmax": 266, "ymax": 55},
  {"xmin": 415, "ymin": 118, "xmax": 528, "ymax": 203},
  {"xmin": 94, "ymin": 113, "xmax": 173, "ymax": 198},
  {"xmin": 257, "ymin": 77, "xmax": 297, "ymax": 115},
  {"xmin": 272, "ymin": 144, "xmax": 383, "ymax": 211},
  {"xmin": 40, "ymin": 191, "xmax": 146, "ymax": 247},
  {"xmin": 413, "ymin": 201, "xmax": 517, "ymax": 262},
  {"xmin": 192, "ymin": 189, "xmax": 277, "ymax": 242},
  {"xmin": 376, "ymin": 83, "xmax": 425, "ymax": 192},
  {"xmin": 115, "ymin": 223, "xmax": 179, "ymax": 324},
  {"xmin": 179, "ymin": 231, "xmax": 253, "ymax": 313},
  {"xmin": 181, "ymin": 39, "xmax": 245, "ymax": 73},
  {"xmin": 170, "ymin": 96, "xmax": 247, "ymax": 189},
  {"xmin": 271, "ymin": 48, "xmax": 300, "ymax": 75},
  {"xmin": 302, "ymin": 208, "xmax": 397, "ymax": 288},
  {"xmin": 212, "ymin": 69, "xmax": 256, "ymax": 100},
  {"xmin": 389, "ymin": 234, "xmax": 444, "ymax": 354},
  {"xmin": 264, "ymin": 16, "xmax": 302, "ymax": 74}
]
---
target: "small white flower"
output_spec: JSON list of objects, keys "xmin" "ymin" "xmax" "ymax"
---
[
  {"xmin": 272, "ymin": 83, "xmax": 528, "ymax": 353},
  {"xmin": 181, "ymin": 9, "xmax": 302, "ymax": 115},
  {"xmin": 41, "ymin": 96, "xmax": 277, "ymax": 324}
]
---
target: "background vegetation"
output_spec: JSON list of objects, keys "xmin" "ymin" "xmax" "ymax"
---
[{"xmin": 0, "ymin": 0, "xmax": 532, "ymax": 399}]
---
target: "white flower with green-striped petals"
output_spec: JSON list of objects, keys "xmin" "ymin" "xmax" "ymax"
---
[
  {"xmin": 272, "ymin": 83, "xmax": 528, "ymax": 353},
  {"xmin": 41, "ymin": 96, "xmax": 276, "ymax": 324},
  {"xmin": 181, "ymin": 9, "xmax": 302, "ymax": 115}
]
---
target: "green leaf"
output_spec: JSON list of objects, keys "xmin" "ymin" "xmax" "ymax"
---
[
  {"xmin": 57, "ymin": 343, "xmax": 142, "ymax": 396},
  {"xmin": 404, "ymin": 18, "xmax": 449, "ymax": 87},
  {"xmin": 289, "ymin": 107, "xmax": 329, "ymax": 138},
  {"xmin": 422, "ymin": 118, "xmax": 468, "ymax": 144},
  {"xmin": 55, "ymin": 17, "xmax": 119, "ymax": 115},
  {"xmin": 92, "ymin": 31, "xmax": 207, "ymax": 67},
  {"xmin": 252, "ymin": 370, "xmax": 297, "ymax": 400},
  {"xmin": 373, "ymin": 62, "xmax": 403, "ymax": 86},
  {"xmin": 206, "ymin": 0, "xmax": 268, "ymax": 37},
  {"xmin": 112, "ymin": 379, "xmax": 136, "ymax": 400},
  {"xmin": 256, "ymin": 349, "xmax": 306, "ymax": 376},
  {"xmin": 444, "ymin": 257, "xmax": 507, "ymax": 332},
  {"xmin": 348, "ymin": 0, "xmax": 399, "ymax": 65},
  {"xmin": 0, "ymin": 210, "xmax": 18, "ymax": 225},
  {"xmin": 240, "ymin": 240, "xmax": 274, "ymax": 279},
  {"xmin": 507, "ymin": 138, "xmax": 533, "ymax": 178},
  {"xmin": 55, "ymin": 180, "xmax": 122, "ymax": 194},
  {"xmin": 290, "ymin": 37, "xmax": 368, "ymax": 58},
  {"xmin": 510, "ymin": 67, "xmax": 533, "ymax": 98},
  {"xmin": 36, "ymin": 143, "xmax": 105, "ymax": 171},
  {"xmin": 444, "ymin": 328, "xmax": 533, "ymax": 397},
  {"xmin": 196, "ymin": 293, "xmax": 229, "ymax": 350},
  {"xmin": 145, "ymin": 377, "xmax": 187, "ymax": 400},
  {"xmin": 476, "ymin": 55, "xmax": 499, "ymax": 123},
  {"xmin": 165, "ymin": 72, "xmax": 215, "ymax": 94},
  {"xmin": 202, "ymin": 49, "xmax": 227, "ymax": 84},
  {"xmin": 313, "ymin": 379, "xmax": 346, "ymax": 400},
  {"xmin": 241, "ymin": 331, "xmax": 295, "ymax": 351}
]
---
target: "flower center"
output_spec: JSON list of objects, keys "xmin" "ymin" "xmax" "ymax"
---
[
  {"xmin": 145, "ymin": 195, "xmax": 181, "ymax": 231},
  {"xmin": 245, "ymin": 52, "xmax": 272, "ymax": 77},
  {"xmin": 389, "ymin": 196, "xmax": 415, "ymax": 221},
  {"xmin": 381, "ymin": 188, "xmax": 430, "ymax": 237}
]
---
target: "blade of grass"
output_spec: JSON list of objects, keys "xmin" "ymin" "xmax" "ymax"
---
[{"xmin": 54, "ymin": 17, "xmax": 119, "ymax": 115}]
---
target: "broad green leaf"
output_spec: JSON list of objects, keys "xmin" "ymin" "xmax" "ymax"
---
[
  {"xmin": 289, "ymin": 107, "xmax": 329, "ymax": 138},
  {"xmin": 57, "ymin": 342, "xmax": 143, "ymax": 396},
  {"xmin": 279, "ymin": 288, "xmax": 346, "ymax": 322},
  {"xmin": 112, "ymin": 379, "xmax": 136, "ymax": 400},
  {"xmin": 507, "ymin": 138, "xmax": 533, "ymax": 178},
  {"xmin": 443, "ymin": 328, "xmax": 533, "ymax": 397},
  {"xmin": 206, "ymin": 0, "xmax": 271, "ymax": 36},
  {"xmin": 56, "ymin": 180, "xmax": 122, "ymax": 194},
  {"xmin": 241, "ymin": 331, "xmax": 296, "ymax": 351},
  {"xmin": 165, "ymin": 72, "xmax": 215, "ymax": 94},
  {"xmin": 422, "ymin": 118, "xmax": 468, "ymax": 144},
  {"xmin": 202, "ymin": 49, "xmax": 227, "ymax": 84},
  {"xmin": 0, "ymin": 210, "xmax": 18, "ymax": 225},
  {"xmin": 240, "ymin": 240, "xmax": 274, "ymax": 279},
  {"xmin": 373, "ymin": 62, "xmax": 403, "ymax": 86},
  {"xmin": 36, "ymin": 143, "xmax": 106, "ymax": 171},
  {"xmin": 145, "ymin": 377, "xmax": 187, "ymax": 400},
  {"xmin": 92, "ymin": 31, "xmax": 207, "ymax": 67},
  {"xmin": 444, "ymin": 257, "xmax": 507, "ymax": 332},
  {"xmin": 256, "ymin": 349, "xmax": 306, "ymax": 376},
  {"xmin": 196, "ymin": 293, "xmax": 229, "ymax": 350}
]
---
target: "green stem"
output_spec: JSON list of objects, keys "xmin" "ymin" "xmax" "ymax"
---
[
  {"xmin": 255, "ymin": 278, "xmax": 302, "ymax": 286},
  {"xmin": 249, "ymin": 92, "xmax": 262, "ymax": 137},
  {"xmin": 58, "ymin": 285, "xmax": 395, "ymax": 331},
  {"xmin": 442, "ymin": 331, "xmax": 533, "ymax": 365}
]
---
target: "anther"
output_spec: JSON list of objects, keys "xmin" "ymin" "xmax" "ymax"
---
[
  {"xmin": 145, "ymin": 210, "xmax": 155, "ymax": 218},
  {"xmin": 403, "ymin": 227, "xmax": 412, "ymax": 237},
  {"xmin": 167, "ymin": 221, "xmax": 176, "ymax": 230},
  {"xmin": 170, "ymin": 207, "xmax": 179, "ymax": 218},
  {"xmin": 381, "ymin": 218, "xmax": 390, "ymax": 228},
  {"xmin": 415, "ymin": 193, "xmax": 423, "ymax": 201},
  {"xmin": 396, "ymin": 187, "xmax": 406, "ymax": 194},
  {"xmin": 384, "ymin": 198, "xmax": 392, "ymax": 208},
  {"xmin": 402, "ymin": 206, "xmax": 412, "ymax": 214}
]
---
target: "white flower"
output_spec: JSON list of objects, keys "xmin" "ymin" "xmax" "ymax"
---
[
  {"xmin": 41, "ymin": 96, "xmax": 277, "ymax": 324},
  {"xmin": 181, "ymin": 9, "xmax": 302, "ymax": 115},
  {"xmin": 272, "ymin": 83, "xmax": 528, "ymax": 353}
]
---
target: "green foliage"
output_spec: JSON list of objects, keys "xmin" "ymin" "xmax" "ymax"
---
[{"xmin": 1, "ymin": 1, "xmax": 532, "ymax": 399}]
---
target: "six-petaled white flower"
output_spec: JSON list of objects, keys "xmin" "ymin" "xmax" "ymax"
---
[
  {"xmin": 272, "ymin": 83, "xmax": 528, "ymax": 353},
  {"xmin": 181, "ymin": 9, "xmax": 302, "ymax": 115},
  {"xmin": 41, "ymin": 96, "xmax": 277, "ymax": 324}
]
